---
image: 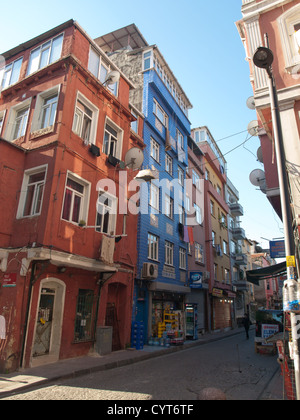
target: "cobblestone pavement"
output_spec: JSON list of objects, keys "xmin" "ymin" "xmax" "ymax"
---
[{"xmin": 1, "ymin": 330, "xmax": 281, "ymax": 400}]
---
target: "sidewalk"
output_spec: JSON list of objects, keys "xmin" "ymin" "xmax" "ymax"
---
[{"xmin": 0, "ymin": 327, "xmax": 281, "ymax": 399}]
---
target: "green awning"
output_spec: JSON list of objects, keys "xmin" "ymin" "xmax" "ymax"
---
[{"xmin": 246, "ymin": 262, "xmax": 286, "ymax": 286}]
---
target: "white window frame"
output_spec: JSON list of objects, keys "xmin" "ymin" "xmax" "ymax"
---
[
  {"xmin": 5, "ymin": 97, "xmax": 32, "ymax": 141},
  {"xmin": 165, "ymin": 194, "xmax": 174, "ymax": 219},
  {"xmin": 0, "ymin": 57, "xmax": 23, "ymax": 90},
  {"xmin": 27, "ymin": 33, "xmax": 64, "ymax": 76},
  {"xmin": 165, "ymin": 154, "xmax": 173, "ymax": 175},
  {"xmin": 148, "ymin": 233, "xmax": 159, "ymax": 261},
  {"xmin": 17, "ymin": 165, "xmax": 48, "ymax": 219},
  {"xmin": 179, "ymin": 247, "xmax": 187, "ymax": 270},
  {"xmin": 61, "ymin": 172, "xmax": 91, "ymax": 226},
  {"xmin": 195, "ymin": 242, "xmax": 204, "ymax": 264},
  {"xmin": 102, "ymin": 117, "xmax": 123, "ymax": 160},
  {"xmin": 153, "ymin": 98, "xmax": 168, "ymax": 127},
  {"xmin": 150, "ymin": 137, "xmax": 160, "ymax": 162},
  {"xmin": 178, "ymin": 167, "xmax": 184, "ymax": 186},
  {"xmin": 165, "ymin": 241, "xmax": 174, "ymax": 266},
  {"xmin": 143, "ymin": 49, "xmax": 153, "ymax": 71},
  {"xmin": 96, "ymin": 189, "xmax": 118, "ymax": 235},
  {"xmin": 0, "ymin": 110, "xmax": 6, "ymax": 135},
  {"xmin": 150, "ymin": 183, "xmax": 160, "ymax": 211},
  {"xmin": 278, "ymin": 5, "xmax": 300, "ymax": 72},
  {"xmin": 176, "ymin": 129, "xmax": 184, "ymax": 150},
  {"xmin": 178, "ymin": 205, "xmax": 185, "ymax": 225},
  {"xmin": 193, "ymin": 203, "xmax": 202, "ymax": 225},
  {"xmin": 72, "ymin": 91, "xmax": 99, "ymax": 145},
  {"xmin": 192, "ymin": 169, "xmax": 200, "ymax": 189},
  {"xmin": 31, "ymin": 85, "xmax": 61, "ymax": 133},
  {"xmin": 88, "ymin": 47, "xmax": 119, "ymax": 96}
]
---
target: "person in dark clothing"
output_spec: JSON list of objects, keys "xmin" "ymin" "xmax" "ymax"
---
[{"xmin": 242, "ymin": 313, "xmax": 251, "ymax": 339}]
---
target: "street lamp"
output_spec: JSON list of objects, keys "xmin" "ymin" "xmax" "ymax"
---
[{"xmin": 253, "ymin": 45, "xmax": 300, "ymax": 400}]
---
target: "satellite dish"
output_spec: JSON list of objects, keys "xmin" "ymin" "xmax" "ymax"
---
[
  {"xmin": 247, "ymin": 120, "xmax": 260, "ymax": 137},
  {"xmin": 103, "ymin": 70, "xmax": 120, "ymax": 86},
  {"xmin": 257, "ymin": 146, "xmax": 264, "ymax": 163},
  {"xmin": 259, "ymin": 179, "xmax": 267, "ymax": 194},
  {"xmin": 246, "ymin": 96, "xmax": 256, "ymax": 110},
  {"xmin": 249, "ymin": 169, "xmax": 266, "ymax": 187},
  {"xmin": 124, "ymin": 148, "xmax": 144, "ymax": 170}
]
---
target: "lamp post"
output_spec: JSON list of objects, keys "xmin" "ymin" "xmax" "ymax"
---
[{"xmin": 253, "ymin": 46, "xmax": 300, "ymax": 400}]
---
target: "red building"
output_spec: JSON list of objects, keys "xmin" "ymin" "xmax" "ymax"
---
[
  {"xmin": 237, "ymin": 0, "xmax": 300, "ymax": 263},
  {"xmin": 0, "ymin": 20, "xmax": 144, "ymax": 373}
]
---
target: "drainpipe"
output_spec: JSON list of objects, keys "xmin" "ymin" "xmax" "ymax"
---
[{"xmin": 20, "ymin": 261, "xmax": 37, "ymax": 368}]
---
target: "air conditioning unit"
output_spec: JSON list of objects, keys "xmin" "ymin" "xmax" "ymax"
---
[{"xmin": 142, "ymin": 263, "xmax": 158, "ymax": 280}]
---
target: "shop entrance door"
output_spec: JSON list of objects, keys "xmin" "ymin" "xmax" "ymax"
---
[
  {"xmin": 105, "ymin": 303, "xmax": 121, "ymax": 351},
  {"xmin": 33, "ymin": 288, "xmax": 55, "ymax": 357}
]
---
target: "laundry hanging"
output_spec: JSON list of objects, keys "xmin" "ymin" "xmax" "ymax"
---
[
  {"xmin": 187, "ymin": 227, "xmax": 194, "ymax": 245},
  {"xmin": 183, "ymin": 226, "xmax": 189, "ymax": 243},
  {"xmin": 0, "ymin": 316, "xmax": 6, "ymax": 340}
]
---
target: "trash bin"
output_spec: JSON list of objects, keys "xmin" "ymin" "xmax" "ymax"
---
[{"xmin": 96, "ymin": 326, "xmax": 113, "ymax": 356}]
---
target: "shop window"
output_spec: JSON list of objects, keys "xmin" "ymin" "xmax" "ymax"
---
[{"xmin": 74, "ymin": 290, "xmax": 96, "ymax": 342}]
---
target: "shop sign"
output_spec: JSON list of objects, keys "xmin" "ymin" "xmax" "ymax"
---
[
  {"xmin": 269, "ymin": 241, "xmax": 285, "ymax": 259},
  {"xmin": 262, "ymin": 324, "xmax": 279, "ymax": 346},
  {"xmin": 286, "ymin": 255, "xmax": 296, "ymax": 268},
  {"xmin": 2, "ymin": 273, "xmax": 17, "ymax": 288},
  {"xmin": 212, "ymin": 288, "xmax": 223, "ymax": 298},
  {"xmin": 190, "ymin": 272, "xmax": 203, "ymax": 289}
]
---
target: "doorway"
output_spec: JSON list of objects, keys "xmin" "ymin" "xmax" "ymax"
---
[
  {"xmin": 31, "ymin": 279, "xmax": 65, "ymax": 367},
  {"xmin": 33, "ymin": 288, "xmax": 55, "ymax": 357}
]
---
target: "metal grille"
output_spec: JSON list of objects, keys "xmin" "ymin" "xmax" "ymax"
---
[{"xmin": 74, "ymin": 290, "xmax": 96, "ymax": 343}]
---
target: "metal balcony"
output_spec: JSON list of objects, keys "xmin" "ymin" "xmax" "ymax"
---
[
  {"xmin": 234, "ymin": 253, "xmax": 248, "ymax": 266},
  {"xmin": 232, "ymin": 227, "xmax": 246, "ymax": 240},
  {"xmin": 229, "ymin": 202, "xmax": 244, "ymax": 217}
]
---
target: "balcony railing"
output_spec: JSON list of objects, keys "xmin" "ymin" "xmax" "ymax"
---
[
  {"xmin": 232, "ymin": 227, "xmax": 246, "ymax": 240},
  {"xmin": 229, "ymin": 202, "xmax": 244, "ymax": 217},
  {"xmin": 235, "ymin": 253, "xmax": 248, "ymax": 266}
]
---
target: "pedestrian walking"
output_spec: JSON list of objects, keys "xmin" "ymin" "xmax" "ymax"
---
[{"xmin": 242, "ymin": 313, "xmax": 251, "ymax": 340}]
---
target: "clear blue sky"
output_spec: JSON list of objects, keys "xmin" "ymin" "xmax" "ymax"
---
[{"xmin": 0, "ymin": 0, "xmax": 284, "ymax": 248}]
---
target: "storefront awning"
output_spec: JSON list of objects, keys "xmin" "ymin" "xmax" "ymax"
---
[{"xmin": 246, "ymin": 262, "xmax": 286, "ymax": 286}]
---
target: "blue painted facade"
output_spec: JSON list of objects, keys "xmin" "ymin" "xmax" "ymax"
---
[{"xmin": 134, "ymin": 67, "xmax": 192, "ymax": 341}]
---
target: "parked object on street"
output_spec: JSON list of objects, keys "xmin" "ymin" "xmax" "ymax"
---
[{"xmin": 255, "ymin": 309, "xmax": 284, "ymax": 354}]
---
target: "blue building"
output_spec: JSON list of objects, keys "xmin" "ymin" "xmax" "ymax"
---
[{"xmin": 95, "ymin": 25, "xmax": 193, "ymax": 342}]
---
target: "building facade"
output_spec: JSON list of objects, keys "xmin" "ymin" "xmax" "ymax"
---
[
  {"xmin": 236, "ymin": 0, "xmax": 300, "ymax": 266},
  {"xmin": 0, "ymin": 20, "xmax": 144, "ymax": 372},
  {"xmin": 186, "ymin": 136, "xmax": 209, "ymax": 333},
  {"xmin": 192, "ymin": 127, "xmax": 236, "ymax": 331},
  {"xmin": 95, "ymin": 25, "xmax": 193, "ymax": 341}
]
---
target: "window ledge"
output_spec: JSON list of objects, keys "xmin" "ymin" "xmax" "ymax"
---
[{"xmin": 30, "ymin": 125, "xmax": 54, "ymax": 140}]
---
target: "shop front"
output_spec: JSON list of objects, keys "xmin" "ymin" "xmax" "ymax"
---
[
  {"xmin": 211, "ymin": 288, "xmax": 235, "ymax": 331},
  {"xmin": 148, "ymin": 281, "xmax": 191, "ymax": 345}
]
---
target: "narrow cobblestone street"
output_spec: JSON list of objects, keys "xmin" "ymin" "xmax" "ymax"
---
[{"xmin": 1, "ymin": 330, "xmax": 280, "ymax": 400}]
